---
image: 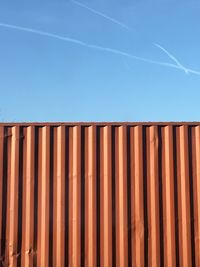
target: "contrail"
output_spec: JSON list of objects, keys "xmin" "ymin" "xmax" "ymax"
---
[
  {"xmin": 0, "ymin": 22, "xmax": 87, "ymax": 46},
  {"xmin": 0, "ymin": 22, "xmax": 168, "ymax": 65},
  {"xmin": 71, "ymin": 0, "xmax": 131, "ymax": 31},
  {"xmin": 0, "ymin": 22, "xmax": 200, "ymax": 75},
  {"xmin": 184, "ymin": 68, "xmax": 200, "ymax": 76},
  {"xmin": 154, "ymin": 43, "xmax": 190, "ymax": 74}
]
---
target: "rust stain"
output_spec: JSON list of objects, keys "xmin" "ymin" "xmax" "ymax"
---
[{"xmin": 0, "ymin": 122, "xmax": 200, "ymax": 266}]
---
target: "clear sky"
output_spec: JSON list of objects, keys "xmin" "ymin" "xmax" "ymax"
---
[{"xmin": 0, "ymin": 0, "xmax": 200, "ymax": 122}]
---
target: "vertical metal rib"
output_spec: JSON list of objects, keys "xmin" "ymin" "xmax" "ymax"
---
[
  {"xmin": 23, "ymin": 126, "xmax": 35, "ymax": 267},
  {"xmin": 194, "ymin": 126, "xmax": 200, "ymax": 267},
  {"xmin": 131, "ymin": 126, "xmax": 144, "ymax": 267},
  {"xmin": 163, "ymin": 126, "xmax": 176, "ymax": 267},
  {"xmin": 85, "ymin": 126, "xmax": 97, "ymax": 267},
  {"xmin": 0, "ymin": 127, "xmax": 4, "ymax": 261},
  {"xmin": 55, "ymin": 126, "xmax": 65, "ymax": 267},
  {"xmin": 147, "ymin": 126, "xmax": 160, "ymax": 267},
  {"xmin": 5, "ymin": 128, "xmax": 11, "ymax": 266},
  {"xmin": 8, "ymin": 127, "xmax": 20, "ymax": 267},
  {"xmin": 177, "ymin": 126, "xmax": 192, "ymax": 267},
  {"xmin": 69, "ymin": 126, "xmax": 81, "ymax": 267},
  {"xmin": 39, "ymin": 127, "xmax": 50, "ymax": 267},
  {"xmin": 116, "ymin": 126, "xmax": 128, "ymax": 267},
  {"xmin": 101, "ymin": 126, "xmax": 112, "ymax": 267}
]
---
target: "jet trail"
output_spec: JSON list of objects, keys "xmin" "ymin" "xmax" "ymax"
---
[
  {"xmin": 71, "ymin": 0, "xmax": 131, "ymax": 31},
  {"xmin": 0, "ymin": 22, "xmax": 87, "ymax": 46},
  {"xmin": 0, "ymin": 22, "xmax": 168, "ymax": 65},
  {"xmin": 154, "ymin": 43, "xmax": 189, "ymax": 74},
  {"xmin": 0, "ymin": 22, "xmax": 200, "ymax": 75}
]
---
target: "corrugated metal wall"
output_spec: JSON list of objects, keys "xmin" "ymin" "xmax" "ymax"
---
[{"xmin": 0, "ymin": 123, "xmax": 200, "ymax": 267}]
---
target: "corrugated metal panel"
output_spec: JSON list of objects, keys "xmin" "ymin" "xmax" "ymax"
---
[{"xmin": 0, "ymin": 123, "xmax": 200, "ymax": 266}]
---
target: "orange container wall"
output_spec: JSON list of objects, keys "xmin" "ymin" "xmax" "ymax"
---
[{"xmin": 0, "ymin": 122, "xmax": 199, "ymax": 267}]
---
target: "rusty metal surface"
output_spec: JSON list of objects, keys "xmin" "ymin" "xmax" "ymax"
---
[{"xmin": 0, "ymin": 123, "xmax": 200, "ymax": 267}]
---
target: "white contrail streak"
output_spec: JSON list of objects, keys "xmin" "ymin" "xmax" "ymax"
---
[
  {"xmin": 0, "ymin": 22, "xmax": 200, "ymax": 75},
  {"xmin": 154, "ymin": 43, "xmax": 190, "ymax": 74},
  {"xmin": 0, "ymin": 22, "xmax": 87, "ymax": 46},
  {"xmin": 71, "ymin": 0, "xmax": 131, "ymax": 31},
  {"xmin": 184, "ymin": 68, "xmax": 200, "ymax": 75},
  {"xmin": 0, "ymin": 22, "xmax": 168, "ymax": 65}
]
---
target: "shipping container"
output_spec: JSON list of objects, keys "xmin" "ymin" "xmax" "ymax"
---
[{"xmin": 0, "ymin": 122, "xmax": 200, "ymax": 267}]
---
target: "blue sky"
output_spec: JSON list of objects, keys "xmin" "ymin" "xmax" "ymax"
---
[{"xmin": 0, "ymin": 0, "xmax": 200, "ymax": 122}]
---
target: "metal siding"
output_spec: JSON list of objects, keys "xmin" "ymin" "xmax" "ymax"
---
[{"xmin": 0, "ymin": 123, "xmax": 200, "ymax": 266}]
